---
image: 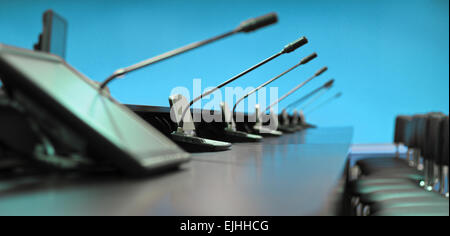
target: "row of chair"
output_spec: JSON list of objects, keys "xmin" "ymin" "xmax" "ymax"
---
[{"xmin": 348, "ymin": 113, "xmax": 449, "ymax": 216}]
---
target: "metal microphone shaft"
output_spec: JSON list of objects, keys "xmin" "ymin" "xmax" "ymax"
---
[
  {"xmin": 300, "ymin": 89, "xmax": 328, "ymax": 110},
  {"xmin": 232, "ymin": 52, "xmax": 317, "ymax": 114},
  {"xmin": 99, "ymin": 13, "xmax": 279, "ymax": 89},
  {"xmin": 188, "ymin": 52, "xmax": 282, "ymax": 108},
  {"xmin": 264, "ymin": 67, "xmax": 328, "ymax": 112},
  {"xmin": 285, "ymin": 78, "xmax": 334, "ymax": 111},
  {"xmin": 305, "ymin": 92, "xmax": 342, "ymax": 114},
  {"xmin": 180, "ymin": 36, "xmax": 309, "ymax": 123},
  {"xmin": 265, "ymin": 76, "xmax": 315, "ymax": 112},
  {"xmin": 100, "ymin": 32, "xmax": 236, "ymax": 89}
]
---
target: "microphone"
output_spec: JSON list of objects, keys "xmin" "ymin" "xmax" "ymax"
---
[
  {"xmin": 264, "ymin": 67, "xmax": 329, "ymax": 113},
  {"xmin": 285, "ymin": 77, "xmax": 334, "ymax": 112},
  {"xmin": 279, "ymin": 109, "xmax": 302, "ymax": 133},
  {"xmin": 294, "ymin": 92, "xmax": 342, "ymax": 130},
  {"xmin": 305, "ymin": 92, "xmax": 342, "ymax": 115},
  {"xmin": 99, "ymin": 12, "xmax": 279, "ymax": 89},
  {"xmin": 281, "ymin": 79, "xmax": 334, "ymax": 130},
  {"xmin": 252, "ymin": 66, "xmax": 328, "ymax": 136},
  {"xmin": 220, "ymin": 52, "xmax": 317, "ymax": 142},
  {"xmin": 179, "ymin": 36, "xmax": 309, "ymax": 125},
  {"xmin": 298, "ymin": 80, "xmax": 334, "ymax": 111},
  {"xmin": 171, "ymin": 36, "xmax": 309, "ymax": 149},
  {"xmin": 232, "ymin": 52, "xmax": 318, "ymax": 115}
]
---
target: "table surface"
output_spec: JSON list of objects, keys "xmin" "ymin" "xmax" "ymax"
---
[{"xmin": 0, "ymin": 127, "xmax": 353, "ymax": 216}]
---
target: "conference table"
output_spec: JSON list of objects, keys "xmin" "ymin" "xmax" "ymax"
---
[{"xmin": 0, "ymin": 127, "xmax": 353, "ymax": 216}]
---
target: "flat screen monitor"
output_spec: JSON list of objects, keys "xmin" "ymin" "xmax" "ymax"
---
[{"xmin": 0, "ymin": 44, "xmax": 190, "ymax": 175}]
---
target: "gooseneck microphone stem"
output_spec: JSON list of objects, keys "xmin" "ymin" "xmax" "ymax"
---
[
  {"xmin": 232, "ymin": 52, "xmax": 318, "ymax": 115},
  {"xmin": 265, "ymin": 74, "xmax": 317, "ymax": 113},
  {"xmin": 99, "ymin": 12, "xmax": 279, "ymax": 89},
  {"xmin": 180, "ymin": 51, "xmax": 283, "ymax": 122},
  {"xmin": 190, "ymin": 52, "xmax": 283, "ymax": 107},
  {"xmin": 233, "ymin": 61, "xmax": 299, "ymax": 114},
  {"xmin": 264, "ymin": 66, "xmax": 329, "ymax": 113},
  {"xmin": 179, "ymin": 36, "xmax": 309, "ymax": 124},
  {"xmin": 286, "ymin": 86, "xmax": 323, "ymax": 111},
  {"xmin": 301, "ymin": 89, "xmax": 328, "ymax": 110},
  {"xmin": 305, "ymin": 92, "xmax": 342, "ymax": 115},
  {"xmin": 100, "ymin": 30, "xmax": 237, "ymax": 89},
  {"xmin": 285, "ymin": 78, "xmax": 334, "ymax": 112}
]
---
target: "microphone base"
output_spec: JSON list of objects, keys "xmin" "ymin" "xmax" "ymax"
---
[
  {"xmin": 278, "ymin": 125, "xmax": 297, "ymax": 133},
  {"xmin": 291, "ymin": 125, "xmax": 304, "ymax": 132},
  {"xmin": 171, "ymin": 132, "xmax": 232, "ymax": 153},
  {"xmin": 294, "ymin": 123, "xmax": 316, "ymax": 130},
  {"xmin": 253, "ymin": 126, "xmax": 283, "ymax": 137},
  {"xmin": 304, "ymin": 123, "xmax": 317, "ymax": 129},
  {"xmin": 222, "ymin": 128, "xmax": 263, "ymax": 143}
]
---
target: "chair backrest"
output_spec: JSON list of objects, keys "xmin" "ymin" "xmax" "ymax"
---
[
  {"xmin": 406, "ymin": 114, "xmax": 426, "ymax": 149},
  {"xmin": 425, "ymin": 114, "xmax": 444, "ymax": 162},
  {"xmin": 394, "ymin": 115, "xmax": 412, "ymax": 144},
  {"xmin": 415, "ymin": 115, "xmax": 429, "ymax": 152},
  {"xmin": 169, "ymin": 94, "xmax": 196, "ymax": 133},
  {"xmin": 404, "ymin": 115, "xmax": 420, "ymax": 148},
  {"xmin": 442, "ymin": 116, "xmax": 449, "ymax": 166}
]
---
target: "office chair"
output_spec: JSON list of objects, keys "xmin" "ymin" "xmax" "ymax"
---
[
  {"xmin": 355, "ymin": 116, "xmax": 413, "ymax": 176},
  {"xmin": 351, "ymin": 115, "xmax": 449, "ymax": 216},
  {"xmin": 370, "ymin": 116, "xmax": 449, "ymax": 216}
]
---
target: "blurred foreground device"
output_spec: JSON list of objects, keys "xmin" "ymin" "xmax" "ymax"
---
[
  {"xmin": 0, "ymin": 44, "xmax": 190, "ymax": 176},
  {"xmin": 34, "ymin": 10, "xmax": 68, "ymax": 59}
]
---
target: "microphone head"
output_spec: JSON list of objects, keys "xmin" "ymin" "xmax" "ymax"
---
[
  {"xmin": 282, "ymin": 36, "xmax": 308, "ymax": 54},
  {"xmin": 324, "ymin": 79, "xmax": 335, "ymax": 88},
  {"xmin": 314, "ymin": 66, "xmax": 328, "ymax": 76},
  {"xmin": 300, "ymin": 52, "xmax": 318, "ymax": 65},
  {"xmin": 237, "ymin": 13, "xmax": 278, "ymax": 33}
]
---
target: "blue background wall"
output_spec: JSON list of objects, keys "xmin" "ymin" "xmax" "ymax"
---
[{"xmin": 1, "ymin": 0, "xmax": 448, "ymax": 143}]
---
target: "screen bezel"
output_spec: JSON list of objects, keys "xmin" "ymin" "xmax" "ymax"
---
[{"xmin": 41, "ymin": 10, "xmax": 68, "ymax": 59}]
